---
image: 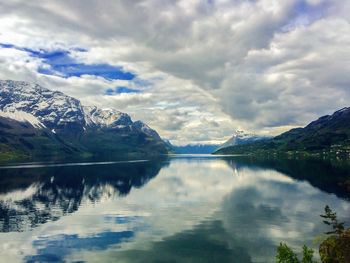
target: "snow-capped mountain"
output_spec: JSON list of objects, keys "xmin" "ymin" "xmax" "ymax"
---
[
  {"xmin": 0, "ymin": 110, "xmax": 46, "ymax": 129},
  {"xmin": 0, "ymin": 80, "xmax": 167, "ymax": 161},
  {"xmin": 215, "ymin": 107, "xmax": 350, "ymax": 155},
  {"xmin": 218, "ymin": 130, "xmax": 270, "ymax": 150},
  {"xmin": 0, "ymin": 80, "xmax": 85, "ymax": 130},
  {"xmin": 83, "ymin": 106, "xmax": 133, "ymax": 128},
  {"xmin": 132, "ymin": 120, "xmax": 162, "ymax": 140},
  {"xmin": 0, "ymin": 80, "xmax": 160, "ymax": 138}
]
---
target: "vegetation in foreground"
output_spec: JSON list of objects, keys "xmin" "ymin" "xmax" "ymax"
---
[{"xmin": 276, "ymin": 206, "xmax": 350, "ymax": 263}]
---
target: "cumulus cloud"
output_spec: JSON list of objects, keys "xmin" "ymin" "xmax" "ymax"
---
[{"xmin": 0, "ymin": 0, "xmax": 349, "ymax": 144}]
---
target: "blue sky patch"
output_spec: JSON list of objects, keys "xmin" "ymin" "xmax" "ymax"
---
[
  {"xmin": 0, "ymin": 43, "xmax": 135, "ymax": 80},
  {"xmin": 105, "ymin": 86, "xmax": 141, "ymax": 95},
  {"xmin": 281, "ymin": 0, "xmax": 328, "ymax": 32}
]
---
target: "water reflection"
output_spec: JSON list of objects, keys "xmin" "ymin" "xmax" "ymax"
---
[
  {"xmin": 0, "ymin": 160, "xmax": 167, "ymax": 232},
  {"xmin": 225, "ymin": 157, "xmax": 350, "ymax": 200},
  {"xmin": 111, "ymin": 220, "xmax": 252, "ymax": 263},
  {"xmin": 0, "ymin": 156, "xmax": 349, "ymax": 262},
  {"xmin": 25, "ymin": 231, "xmax": 135, "ymax": 262}
]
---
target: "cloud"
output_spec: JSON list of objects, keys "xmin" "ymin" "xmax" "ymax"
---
[{"xmin": 0, "ymin": 0, "xmax": 349, "ymax": 143}]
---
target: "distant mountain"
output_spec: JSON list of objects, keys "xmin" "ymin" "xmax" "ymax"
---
[
  {"xmin": 166, "ymin": 141, "xmax": 219, "ymax": 154},
  {"xmin": 217, "ymin": 130, "xmax": 270, "ymax": 150},
  {"xmin": 164, "ymin": 130, "xmax": 268, "ymax": 154},
  {"xmin": 214, "ymin": 107, "xmax": 350, "ymax": 157},
  {"xmin": 0, "ymin": 80, "xmax": 168, "ymax": 162}
]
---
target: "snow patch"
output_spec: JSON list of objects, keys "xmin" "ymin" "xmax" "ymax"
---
[
  {"xmin": 336, "ymin": 107, "xmax": 350, "ymax": 114},
  {"xmin": 83, "ymin": 106, "xmax": 132, "ymax": 127},
  {"xmin": 218, "ymin": 129, "xmax": 270, "ymax": 149},
  {"xmin": 0, "ymin": 110, "xmax": 46, "ymax": 128}
]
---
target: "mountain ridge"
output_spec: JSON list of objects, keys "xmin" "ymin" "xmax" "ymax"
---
[
  {"xmin": 217, "ymin": 130, "xmax": 270, "ymax": 150},
  {"xmin": 0, "ymin": 80, "xmax": 168, "ymax": 162},
  {"xmin": 214, "ymin": 107, "xmax": 350, "ymax": 157},
  {"xmin": 165, "ymin": 141, "xmax": 219, "ymax": 154}
]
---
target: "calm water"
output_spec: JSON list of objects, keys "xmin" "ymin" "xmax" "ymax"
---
[{"xmin": 0, "ymin": 155, "xmax": 349, "ymax": 262}]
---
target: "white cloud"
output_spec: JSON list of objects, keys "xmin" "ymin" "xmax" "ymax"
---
[{"xmin": 0, "ymin": 0, "xmax": 349, "ymax": 143}]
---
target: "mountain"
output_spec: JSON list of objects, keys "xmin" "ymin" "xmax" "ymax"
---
[
  {"xmin": 0, "ymin": 80, "xmax": 168, "ymax": 162},
  {"xmin": 166, "ymin": 141, "xmax": 219, "ymax": 154},
  {"xmin": 214, "ymin": 107, "xmax": 350, "ymax": 157},
  {"xmin": 83, "ymin": 106, "xmax": 133, "ymax": 129},
  {"xmin": 132, "ymin": 120, "xmax": 162, "ymax": 141},
  {"xmin": 164, "ymin": 130, "xmax": 268, "ymax": 154},
  {"xmin": 1, "ymin": 80, "xmax": 85, "ymax": 131},
  {"xmin": 217, "ymin": 130, "xmax": 270, "ymax": 150}
]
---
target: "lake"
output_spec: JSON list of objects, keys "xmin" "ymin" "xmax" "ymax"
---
[{"xmin": 0, "ymin": 155, "xmax": 349, "ymax": 262}]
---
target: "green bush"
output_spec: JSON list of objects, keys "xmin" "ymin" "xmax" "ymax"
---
[
  {"xmin": 276, "ymin": 243, "xmax": 316, "ymax": 263},
  {"xmin": 276, "ymin": 206, "xmax": 349, "ymax": 263}
]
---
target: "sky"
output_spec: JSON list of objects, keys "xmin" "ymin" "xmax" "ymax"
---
[{"xmin": 0, "ymin": 0, "xmax": 349, "ymax": 145}]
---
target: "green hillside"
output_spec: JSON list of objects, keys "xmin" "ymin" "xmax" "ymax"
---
[
  {"xmin": 214, "ymin": 107, "xmax": 350, "ymax": 157},
  {"xmin": 0, "ymin": 117, "xmax": 167, "ymax": 163}
]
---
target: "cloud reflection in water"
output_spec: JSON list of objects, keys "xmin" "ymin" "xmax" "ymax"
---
[{"xmin": 0, "ymin": 156, "xmax": 349, "ymax": 262}]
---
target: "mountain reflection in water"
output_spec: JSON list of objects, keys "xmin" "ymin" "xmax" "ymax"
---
[
  {"xmin": 0, "ymin": 156, "xmax": 349, "ymax": 262},
  {"xmin": 0, "ymin": 160, "xmax": 167, "ymax": 232}
]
